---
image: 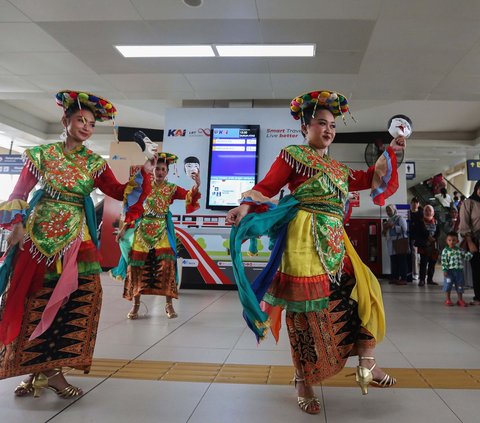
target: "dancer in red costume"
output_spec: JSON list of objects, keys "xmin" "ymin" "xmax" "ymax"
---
[
  {"xmin": 0, "ymin": 90, "xmax": 155, "ymax": 399},
  {"xmin": 228, "ymin": 90, "xmax": 406, "ymax": 414}
]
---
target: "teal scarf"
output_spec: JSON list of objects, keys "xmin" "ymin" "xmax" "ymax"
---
[{"xmin": 230, "ymin": 195, "xmax": 299, "ymax": 341}]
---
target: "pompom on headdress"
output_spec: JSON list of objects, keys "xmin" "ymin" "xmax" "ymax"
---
[
  {"xmin": 157, "ymin": 152, "xmax": 178, "ymax": 165},
  {"xmin": 56, "ymin": 90, "xmax": 117, "ymax": 122},
  {"xmin": 289, "ymin": 90, "xmax": 354, "ymax": 125}
]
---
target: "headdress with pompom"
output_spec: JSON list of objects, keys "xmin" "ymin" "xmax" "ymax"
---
[{"xmin": 289, "ymin": 90, "xmax": 354, "ymax": 125}]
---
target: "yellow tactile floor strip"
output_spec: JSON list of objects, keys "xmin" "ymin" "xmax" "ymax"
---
[{"xmin": 67, "ymin": 359, "xmax": 480, "ymax": 389}]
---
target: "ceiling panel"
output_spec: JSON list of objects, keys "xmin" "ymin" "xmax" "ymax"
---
[
  {"xmin": 270, "ymin": 74, "xmax": 358, "ymax": 99},
  {"xmin": 70, "ymin": 51, "xmax": 187, "ymax": 74},
  {"xmin": 145, "ymin": 19, "xmax": 263, "ymax": 43},
  {"xmin": 0, "ymin": 0, "xmax": 30, "ymax": 22},
  {"xmin": 360, "ymin": 49, "xmax": 466, "ymax": 80},
  {"xmin": 184, "ymin": 73, "xmax": 272, "ymax": 92},
  {"xmin": 447, "ymin": 43, "xmax": 480, "ymax": 76},
  {"xmin": 380, "ymin": 0, "xmax": 480, "ymax": 20},
  {"xmin": 430, "ymin": 75, "xmax": 480, "ymax": 101},
  {"xmin": 4, "ymin": 98, "xmax": 60, "ymax": 121},
  {"xmin": 38, "ymin": 21, "xmax": 153, "ymax": 49},
  {"xmin": 104, "ymin": 73, "xmax": 194, "ymax": 92},
  {"xmin": 0, "ymin": 23, "xmax": 67, "ymax": 53},
  {"xmin": 10, "ymin": 0, "xmax": 142, "ymax": 21},
  {"xmin": 25, "ymin": 74, "xmax": 116, "ymax": 93},
  {"xmin": 0, "ymin": 75, "xmax": 42, "ymax": 92},
  {"xmin": 367, "ymin": 17, "xmax": 480, "ymax": 52},
  {"xmin": 193, "ymin": 89, "xmax": 274, "ymax": 100},
  {"xmin": 121, "ymin": 90, "xmax": 196, "ymax": 101},
  {"xmin": 0, "ymin": 52, "xmax": 96, "ymax": 75},
  {"xmin": 0, "ymin": 64, "xmax": 12, "ymax": 75},
  {"xmin": 256, "ymin": 0, "xmax": 383, "ymax": 20},
  {"xmin": 131, "ymin": 0, "xmax": 258, "ymax": 20},
  {"xmin": 268, "ymin": 51, "xmax": 364, "ymax": 74},
  {"xmin": 259, "ymin": 19, "xmax": 375, "ymax": 50}
]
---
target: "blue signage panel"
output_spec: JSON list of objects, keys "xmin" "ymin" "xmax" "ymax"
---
[
  {"xmin": 467, "ymin": 160, "xmax": 480, "ymax": 181},
  {"xmin": 0, "ymin": 154, "xmax": 23, "ymax": 175}
]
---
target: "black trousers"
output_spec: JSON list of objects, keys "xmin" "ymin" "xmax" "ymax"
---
[
  {"xmin": 470, "ymin": 252, "xmax": 480, "ymax": 301},
  {"xmin": 390, "ymin": 254, "xmax": 408, "ymax": 280},
  {"xmin": 419, "ymin": 254, "xmax": 436, "ymax": 283}
]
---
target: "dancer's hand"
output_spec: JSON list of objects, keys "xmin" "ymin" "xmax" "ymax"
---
[
  {"xmin": 191, "ymin": 170, "xmax": 200, "ymax": 189},
  {"xmin": 116, "ymin": 223, "xmax": 127, "ymax": 242},
  {"xmin": 143, "ymin": 154, "xmax": 158, "ymax": 174},
  {"xmin": 390, "ymin": 136, "xmax": 406, "ymax": 151},
  {"xmin": 4, "ymin": 222, "xmax": 24, "ymax": 256},
  {"xmin": 226, "ymin": 204, "xmax": 250, "ymax": 226}
]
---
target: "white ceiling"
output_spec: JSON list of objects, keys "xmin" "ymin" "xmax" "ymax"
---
[{"xmin": 1, "ymin": 0, "xmax": 480, "ymax": 188}]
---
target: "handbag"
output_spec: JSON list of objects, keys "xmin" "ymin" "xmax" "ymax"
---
[
  {"xmin": 393, "ymin": 237, "xmax": 410, "ymax": 254},
  {"xmin": 392, "ymin": 222, "xmax": 410, "ymax": 255}
]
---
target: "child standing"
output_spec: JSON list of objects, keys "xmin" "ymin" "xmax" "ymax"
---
[{"xmin": 441, "ymin": 232, "xmax": 473, "ymax": 307}]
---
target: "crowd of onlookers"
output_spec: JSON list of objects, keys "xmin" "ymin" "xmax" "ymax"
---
[{"xmin": 383, "ymin": 180, "xmax": 480, "ymax": 307}]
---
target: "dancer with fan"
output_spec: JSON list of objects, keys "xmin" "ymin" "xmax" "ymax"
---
[
  {"xmin": 112, "ymin": 145, "xmax": 201, "ymax": 320},
  {"xmin": 227, "ymin": 90, "xmax": 406, "ymax": 415}
]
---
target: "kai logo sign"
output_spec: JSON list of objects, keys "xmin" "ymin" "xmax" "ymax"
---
[{"xmin": 167, "ymin": 129, "xmax": 186, "ymax": 137}]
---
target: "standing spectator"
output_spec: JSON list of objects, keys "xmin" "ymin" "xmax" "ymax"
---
[
  {"xmin": 457, "ymin": 195, "xmax": 466, "ymax": 212},
  {"xmin": 408, "ymin": 197, "xmax": 423, "ymax": 281},
  {"xmin": 438, "ymin": 207, "xmax": 460, "ymax": 252},
  {"xmin": 383, "ymin": 205, "xmax": 409, "ymax": 285},
  {"xmin": 416, "ymin": 205, "xmax": 440, "ymax": 286},
  {"xmin": 441, "ymin": 232, "xmax": 473, "ymax": 307},
  {"xmin": 452, "ymin": 191, "xmax": 460, "ymax": 209},
  {"xmin": 459, "ymin": 180, "xmax": 480, "ymax": 305},
  {"xmin": 435, "ymin": 187, "xmax": 452, "ymax": 208},
  {"xmin": 432, "ymin": 174, "xmax": 446, "ymax": 195}
]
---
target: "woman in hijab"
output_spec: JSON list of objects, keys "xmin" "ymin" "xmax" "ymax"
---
[
  {"xmin": 416, "ymin": 205, "xmax": 440, "ymax": 286},
  {"xmin": 459, "ymin": 181, "xmax": 480, "ymax": 304},
  {"xmin": 382, "ymin": 205, "xmax": 408, "ymax": 285}
]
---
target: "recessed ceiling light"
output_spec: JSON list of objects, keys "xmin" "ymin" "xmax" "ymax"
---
[
  {"xmin": 216, "ymin": 44, "xmax": 316, "ymax": 57},
  {"xmin": 115, "ymin": 45, "xmax": 215, "ymax": 57}
]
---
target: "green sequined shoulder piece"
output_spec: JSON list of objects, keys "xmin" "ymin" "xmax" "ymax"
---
[{"xmin": 280, "ymin": 145, "xmax": 349, "ymax": 196}]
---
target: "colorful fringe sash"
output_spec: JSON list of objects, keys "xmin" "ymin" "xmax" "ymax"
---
[{"xmin": 230, "ymin": 195, "xmax": 299, "ymax": 341}]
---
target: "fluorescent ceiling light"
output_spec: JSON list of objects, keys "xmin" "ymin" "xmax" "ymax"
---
[
  {"xmin": 216, "ymin": 44, "xmax": 315, "ymax": 57},
  {"xmin": 115, "ymin": 45, "xmax": 215, "ymax": 57}
]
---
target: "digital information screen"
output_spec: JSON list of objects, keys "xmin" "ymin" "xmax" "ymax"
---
[{"xmin": 207, "ymin": 125, "xmax": 259, "ymax": 210}]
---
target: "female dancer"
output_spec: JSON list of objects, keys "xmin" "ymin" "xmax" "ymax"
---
[
  {"xmin": 113, "ymin": 153, "xmax": 200, "ymax": 319},
  {"xmin": 228, "ymin": 90, "xmax": 404, "ymax": 414},
  {"xmin": 0, "ymin": 90, "xmax": 154, "ymax": 398}
]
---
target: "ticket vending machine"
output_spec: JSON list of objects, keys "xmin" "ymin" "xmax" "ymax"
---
[{"xmin": 344, "ymin": 218, "xmax": 383, "ymax": 276}]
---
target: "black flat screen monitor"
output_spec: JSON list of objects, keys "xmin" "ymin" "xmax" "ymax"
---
[{"xmin": 207, "ymin": 124, "xmax": 260, "ymax": 210}]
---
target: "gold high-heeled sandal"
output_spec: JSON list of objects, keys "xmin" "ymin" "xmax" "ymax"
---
[
  {"xmin": 293, "ymin": 375, "xmax": 321, "ymax": 415},
  {"xmin": 127, "ymin": 298, "xmax": 141, "ymax": 319},
  {"xmin": 165, "ymin": 302, "xmax": 178, "ymax": 319},
  {"xmin": 356, "ymin": 356, "xmax": 396, "ymax": 395},
  {"xmin": 14, "ymin": 375, "xmax": 35, "ymax": 397},
  {"xmin": 32, "ymin": 370, "xmax": 83, "ymax": 399}
]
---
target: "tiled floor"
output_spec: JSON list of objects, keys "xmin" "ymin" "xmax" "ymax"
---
[{"xmin": 1, "ymin": 272, "xmax": 480, "ymax": 423}]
